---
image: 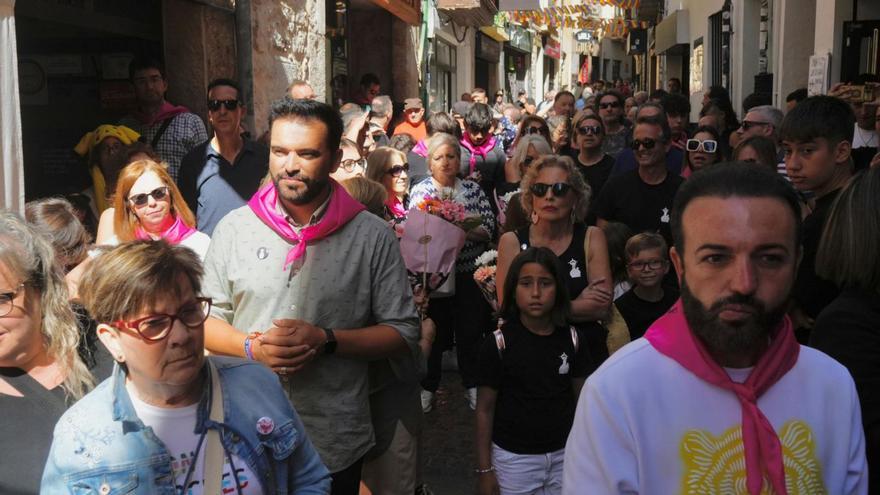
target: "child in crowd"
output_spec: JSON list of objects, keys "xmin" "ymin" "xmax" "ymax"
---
[
  {"xmin": 614, "ymin": 233, "xmax": 679, "ymax": 340},
  {"xmin": 475, "ymin": 247, "xmax": 590, "ymax": 495},
  {"xmin": 601, "ymin": 221, "xmax": 634, "ymax": 300}
]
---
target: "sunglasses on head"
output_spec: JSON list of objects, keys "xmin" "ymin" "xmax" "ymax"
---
[
  {"xmin": 686, "ymin": 139, "xmax": 718, "ymax": 153},
  {"xmin": 599, "ymin": 101, "xmax": 621, "ymax": 109},
  {"xmin": 128, "ymin": 186, "xmax": 169, "ymax": 207},
  {"xmin": 526, "ymin": 126, "xmax": 546, "ymax": 135},
  {"xmin": 207, "ymin": 99, "xmax": 241, "ymax": 112},
  {"xmin": 386, "ymin": 163, "xmax": 410, "ymax": 177},
  {"xmin": 630, "ymin": 138, "xmax": 661, "ymax": 150},
  {"xmin": 529, "ymin": 182, "xmax": 572, "ymax": 198},
  {"xmin": 577, "ymin": 125, "xmax": 602, "ymax": 136}
]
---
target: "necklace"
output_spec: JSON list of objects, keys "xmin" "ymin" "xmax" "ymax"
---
[{"xmin": 855, "ymin": 126, "xmax": 877, "ymax": 147}]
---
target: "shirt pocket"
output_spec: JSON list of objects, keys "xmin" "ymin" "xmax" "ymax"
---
[
  {"xmin": 69, "ymin": 471, "xmax": 139, "ymax": 495},
  {"xmin": 259, "ymin": 419, "xmax": 300, "ymax": 461}
]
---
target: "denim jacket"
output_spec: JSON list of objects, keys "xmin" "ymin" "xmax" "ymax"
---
[{"xmin": 41, "ymin": 356, "xmax": 331, "ymax": 494}]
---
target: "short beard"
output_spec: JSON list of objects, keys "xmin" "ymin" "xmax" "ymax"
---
[
  {"xmin": 679, "ymin": 277, "xmax": 786, "ymax": 360},
  {"xmin": 273, "ymin": 172, "xmax": 329, "ymax": 206}
]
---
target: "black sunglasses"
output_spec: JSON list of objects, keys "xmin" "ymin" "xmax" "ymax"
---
[
  {"xmin": 599, "ymin": 101, "xmax": 621, "ymax": 109},
  {"xmin": 523, "ymin": 156, "xmax": 536, "ymax": 167},
  {"xmin": 526, "ymin": 126, "xmax": 546, "ymax": 135},
  {"xmin": 740, "ymin": 120, "xmax": 771, "ymax": 131},
  {"xmin": 386, "ymin": 164, "xmax": 410, "ymax": 177},
  {"xmin": 207, "ymin": 99, "xmax": 241, "ymax": 112},
  {"xmin": 630, "ymin": 138, "xmax": 660, "ymax": 150},
  {"xmin": 529, "ymin": 182, "xmax": 572, "ymax": 198},
  {"xmin": 577, "ymin": 125, "xmax": 602, "ymax": 136},
  {"xmin": 128, "ymin": 186, "xmax": 169, "ymax": 207}
]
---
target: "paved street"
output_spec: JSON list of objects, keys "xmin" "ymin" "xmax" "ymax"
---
[{"xmin": 421, "ymin": 371, "xmax": 477, "ymax": 495}]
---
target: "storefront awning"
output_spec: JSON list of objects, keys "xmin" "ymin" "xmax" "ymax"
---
[
  {"xmin": 436, "ymin": 0, "xmax": 498, "ymax": 28},
  {"xmin": 1, "ymin": 0, "xmax": 24, "ymax": 213},
  {"xmin": 369, "ymin": 0, "xmax": 421, "ymax": 25},
  {"xmin": 654, "ymin": 9, "xmax": 689, "ymax": 54},
  {"xmin": 480, "ymin": 25, "xmax": 509, "ymax": 42}
]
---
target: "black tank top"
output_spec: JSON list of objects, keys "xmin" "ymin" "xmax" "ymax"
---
[{"xmin": 514, "ymin": 223, "xmax": 590, "ymax": 300}]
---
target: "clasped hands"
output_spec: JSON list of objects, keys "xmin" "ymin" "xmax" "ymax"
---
[{"xmin": 251, "ymin": 319, "xmax": 327, "ymax": 375}]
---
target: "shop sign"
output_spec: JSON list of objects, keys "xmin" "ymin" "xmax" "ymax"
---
[
  {"xmin": 544, "ymin": 38, "xmax": 561, "ymax": 59},
  {"xmin": 574, "ymin": 30, "xmax": 592, "ymax": 43},
  {"xmin": 507, "ymin": 25, "xmax": 532, "ymax": 53},
  {"xmin": 477, "ymin": 33, "xmax": 502, "ymax": 61},
  {"xmin": 627, "ymin": 29, "xmax": 647, "ymax": 55}
]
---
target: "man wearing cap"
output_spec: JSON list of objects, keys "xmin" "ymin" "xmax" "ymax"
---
[{"xmin": 393, "ymin": 98, "xmax": 428, "ymax": 142}]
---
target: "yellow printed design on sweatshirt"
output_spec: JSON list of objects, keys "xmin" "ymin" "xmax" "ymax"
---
[{"xmin": 679, "ymin": 420, "xmax": 826, "ymax": 495}]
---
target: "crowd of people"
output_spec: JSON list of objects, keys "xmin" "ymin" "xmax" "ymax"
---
[{"xmin": 1, "ymin": 54, "xmax": 879, "ymax": 495}]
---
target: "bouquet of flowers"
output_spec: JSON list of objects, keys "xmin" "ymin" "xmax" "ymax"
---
[
  {"xmin": 400, "ymin": 208, "xmax": 466, "ymax": 302},
  {"xmin": 415, "ymin": 191, "xmax": 483, "ymax": 232},
  {"xmin": 473, "ymin": 249, "xmax": 499, "ymax": 312}
]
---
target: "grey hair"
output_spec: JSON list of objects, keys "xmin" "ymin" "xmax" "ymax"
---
[
  {"xmin": 510, "ymin": 135, "xmax": 552, "ymax": 175},
  {"xmin": 0, "ymin": 210, "xmax": 94, "ymax": 399},
  {"xmin": 426, "ymin": 132, "xmax": 461, "ymax": 161},
  {"xmin": 747, "ymin": 105, "xmax": 784, "ymax": 139},
  {"xmin": 372, "ymin": 95, "xmax": 393, "ymax": 118}
]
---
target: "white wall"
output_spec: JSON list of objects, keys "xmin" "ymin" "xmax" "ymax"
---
[
  {"xmin": 814, "ymin": 0, "xmax": 852, "ymax": 86},
  {"xmin": 773, "ymin": 0, "xmax": 815, "ymax": 106},
  {"xmin": 673, "ymin": 0, "xmax": 724, "ymax": 120}
]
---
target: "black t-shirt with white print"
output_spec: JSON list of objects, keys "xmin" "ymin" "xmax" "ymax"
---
[
  {"xmin": 594, "ymin": 169, "xmax": 683, "ymax": 248},
  {"xmin": 477, "ymin": 318, "xmax": 590, "ymax": 454}
]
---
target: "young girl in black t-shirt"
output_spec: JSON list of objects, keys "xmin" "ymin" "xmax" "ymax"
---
[{"xmin": 475, "ymin": 247, "xmax": 590, "ymax": 495}]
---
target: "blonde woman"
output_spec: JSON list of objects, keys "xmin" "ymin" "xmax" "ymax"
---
[
  {"xmin": 0, "ymin": 210, "xmax": 94, "ymax": 494},
  {"xmin": 500, "ymin": 135, "xmax": 553, "ymax": 232},
  {"xmin": 496, "ymin": 155, "xmax": 613, "ymax": 367},
  {"xmin": 96, "ymin": 160, "xmax": 210, "ymax": 259}
]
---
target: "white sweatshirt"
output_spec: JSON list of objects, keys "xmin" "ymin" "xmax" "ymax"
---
[{"xmin": 563, "ymin": 338, "xmax": 868, "ymax": 495}]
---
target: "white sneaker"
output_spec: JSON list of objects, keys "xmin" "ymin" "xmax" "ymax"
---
[
  {"xmin": 465, "ymin": 387, "xmax": 477, "ymax": 410},
  {"xmin": 421, "ymin": 390, "xmax": 435, "ymax": 413}
]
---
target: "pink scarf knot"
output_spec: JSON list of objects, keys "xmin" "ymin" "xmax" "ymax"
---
[
  {"xmin": 134, "ymin": 101, "xmax": 190, "ymax": 127},
  {"xmin": 134, "ymin": 215, "xmax": 197, "ymax": 244},
  {"xmin": 460, "ymin": 135, "xmax": 497, "ymax": 174},
  {"xmin": 385, "ymin": 196, "xmax": 408, "ymax": 219},
  {"xmin": 248, "ymin": 180, "xmax": 365, "ymax": 270},
  {"xmin": 644, "ymin": 300, "xmax": 799, "ymax": 495},
  {"xmin": 412, "ymin": 140, "xmax": 428, "ymax": 158}
]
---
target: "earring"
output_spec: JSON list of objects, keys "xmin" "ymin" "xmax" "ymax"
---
[{"xmin": 531, "ymin": 210, "xmax": 539, "ymax": 225}]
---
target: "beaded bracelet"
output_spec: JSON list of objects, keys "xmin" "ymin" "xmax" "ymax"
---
[
  {"xmin": 244, "ymin": 332, "xmax": 262, "ymax": 360},
  {"xmin": 474, "ymin": 466, "xmax": 495, "ymax": 474}
]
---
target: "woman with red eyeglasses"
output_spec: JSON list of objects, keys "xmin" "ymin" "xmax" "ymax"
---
[
  {"xmin": 496, "ymin": 155, "xmax": 613, "ymax": 369},
  {"xmin": 681, "ymin": 125, "xmax": 723, "ymax": 178},
  {"xmin": 96, "ymin": 160, "xmax": 211, "ymax": 259}
]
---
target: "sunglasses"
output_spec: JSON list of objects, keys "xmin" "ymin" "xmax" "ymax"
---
[
  {"xmin": 112, "ymin": 298, "xmax": 212, "ymax": 342},
  {"xmin": 526, "ymin": 126, "xmax": 546, "ymax": 135},
  {"xmin": 523, "ymin": 156, "xmax": 536, "ymax": 167},
  {"xmin": 740, "ymin": 120, "xmax": 771, "ymax": 131},
  {"xmin": 128, "ymin": 186, "xmax": 170, "ymax": 207},
  {"xmin": 630, "ymin": 138, "xmax": 661, "ymax": 150},
  {"xmin": 386, "ymin": 164, "xmax": 410, "ymax": 177},
  {"xmin": 686, "ymin": 139, "xmax": 718, "ymax": 153},
  {"xmin": 341, "ymin": 158, "xmax": 367, "ymax": 173},
  {"xmin": 599, "ymin": 101, "xmax": 621, "ymax": 109},
  {"xmin": 207, "ymin": 99, "xmax": 241, "ymax": 112},
  {"xmin": 529, "ymin": 182, "xmax": 572, "ymax": 198},
  {"xmin": 577, "ymin": 125, "xmax": 602, "ymax": 136}
]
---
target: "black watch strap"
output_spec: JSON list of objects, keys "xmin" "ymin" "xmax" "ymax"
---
[{"xmin": 323, "ymin": 327, "xmax": 337, "ymax": 354}]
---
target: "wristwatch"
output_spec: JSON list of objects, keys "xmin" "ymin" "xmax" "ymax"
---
[{"xmin": 322, "ymin": 327, "xmax": 337, "ymax": 355}]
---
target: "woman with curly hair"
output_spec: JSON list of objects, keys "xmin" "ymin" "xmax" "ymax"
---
[{"xmin": 0, "ymin": 210, "xmax": 95, "ymax": 494}]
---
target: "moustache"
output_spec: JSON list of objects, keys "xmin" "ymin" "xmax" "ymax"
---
[{"xmin": 707, "ymin": 294, "xmax": 765, "ymax": 316}]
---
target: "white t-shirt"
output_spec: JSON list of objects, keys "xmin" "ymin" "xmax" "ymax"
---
[
  {"xmin": 563, "ymin": 339, "xmax": 868, "ymax": 495},
  {"xmin": 852, "ymin": 123, "xmax": 878, "ymax": 149},
  {"xmin": 128, "ymin": 386, "xmax": 263, "ymax": 495},
  {"xmin": 104, "ymin": 231, "xmax": 211, "ymax": 261}
]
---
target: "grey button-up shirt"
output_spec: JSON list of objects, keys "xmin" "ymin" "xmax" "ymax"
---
[{"xmin": 203, "ymin": 203, "xmax": 421, "ymax": 472}]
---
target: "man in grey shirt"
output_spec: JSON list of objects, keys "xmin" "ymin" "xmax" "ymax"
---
[{"xmin": 203, "ymin": 97, "xmax": 420, "ymax": 495}]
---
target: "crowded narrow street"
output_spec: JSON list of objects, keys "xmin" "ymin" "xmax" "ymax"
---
[{"xmin": 1, "ymin": 0, "xmax": 880, "ymax": 494}]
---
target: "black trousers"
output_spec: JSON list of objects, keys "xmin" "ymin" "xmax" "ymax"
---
[
  {"xmin": 330, "ymin": 457, "xmax": 364, "ymax": 495},
  {"xmin": 421, "ymin": 271, "xmax": 493, "ymax": 391}
]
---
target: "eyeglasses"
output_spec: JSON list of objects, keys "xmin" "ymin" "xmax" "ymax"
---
[
  {"xmin": 740, "ymin": 120, "xmax": 771, "ymax": 131},
  {"xmin": 207, "ymin": 99, "xmax": 241, "ymax": 112},
  {"xmin": 340, "ymin": 158, "xmax": 367, "ymax": 173},
  {"xmin": 529, "ymin": 182, "xmax": 572, "ymax": 198},
  {"xmin": 128, "ymin": 186, "xmax": 170, "ymax": 207},
  {"xmin": 599, "ymin": 101, "xmax": 621, "ymax": 109},
  {"xmin": 523, "ymin": 156, "xmax": 536, "ymax": 167},
  {"xmin": 386, "ymin": 164, "xmax": 410, "ymax": 177},
  {"xmin": 112, "ymin": 298, "xmax": 212, "ymax": 342},
  {"xmin": 628, "ymin": 259, "xmax": 667, "ymax": 271},
  {"xmin": 686, "ymin": 139, "xmax": 718, "ymax": 153},
  {"xmin": 526, "ymin": 126, "xmax": 546, "ymax": 135},
  {"xmin": 630, "ymin": 138, "xmax": 661, "ymax": 150},
  {"xmin": 0, "ymin": 283, "xmax": 25, "ymax": 317},
  {"xmin": 577, "ymin": 125, "xmax": 602, "ymax": 136}
]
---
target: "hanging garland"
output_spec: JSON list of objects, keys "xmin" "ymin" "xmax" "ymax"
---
[{"xmin": 510, "ymin": 10, "xmax": 650, "ymax": 39}]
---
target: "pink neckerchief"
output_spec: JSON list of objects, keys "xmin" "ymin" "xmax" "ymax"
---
[
  {"xmin": 460, "ymin": 135, "xmax": 497, "ymax": 174},
  {"xmin": 248, "ymin": 180, "xmax": 365, "ymax": 270},
  {"xmin": 412, "ymin": 139, "xmax": 428, "ymax": 157},
  {"xmin": 134, "ymin": 215, "xmax": 197, "ymax": 244},
  {"xmin": 385, "ymin": 195, "xmax": 407, "ymax": 219},
  {"xmin": 645, "ymin": 300, "xmax": 798, "ymax": 495},
  {"xmin": 133, "ymin": 101, "xmax": 190, "ymax": 127}
]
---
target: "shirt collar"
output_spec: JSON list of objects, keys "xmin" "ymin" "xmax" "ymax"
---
[{"xmin": 276, "ymin": 187, "xmax": 333, "ymax": 230}]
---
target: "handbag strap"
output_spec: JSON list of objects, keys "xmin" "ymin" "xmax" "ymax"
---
[
  {"xmin": 150, "ymin": 115, "xmax": 176, "ymax": 149},
  {"xmin": 202, "ymin": 360, "xmax": 225, "ymax": 495},
  {"xmin": 0, "ymin": 367, "xmax": 68, "ymax": 417}
]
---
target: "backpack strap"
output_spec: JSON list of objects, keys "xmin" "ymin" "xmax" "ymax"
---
[{"xmin": 569, "ymin": 326, "xmax": 579, "ymax": 353}]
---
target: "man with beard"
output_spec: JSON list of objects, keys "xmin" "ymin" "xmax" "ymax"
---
[
  {"xmin": 563, "ymin": 164, "xmax": 867, "ymax": 495},
  {"xmin": 201, "ymin": 97, "xmax": 421, "ymax": 495},
  {"xmin": 119, "ymin": 56, "xmax": 207, "ymax": 182}
]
